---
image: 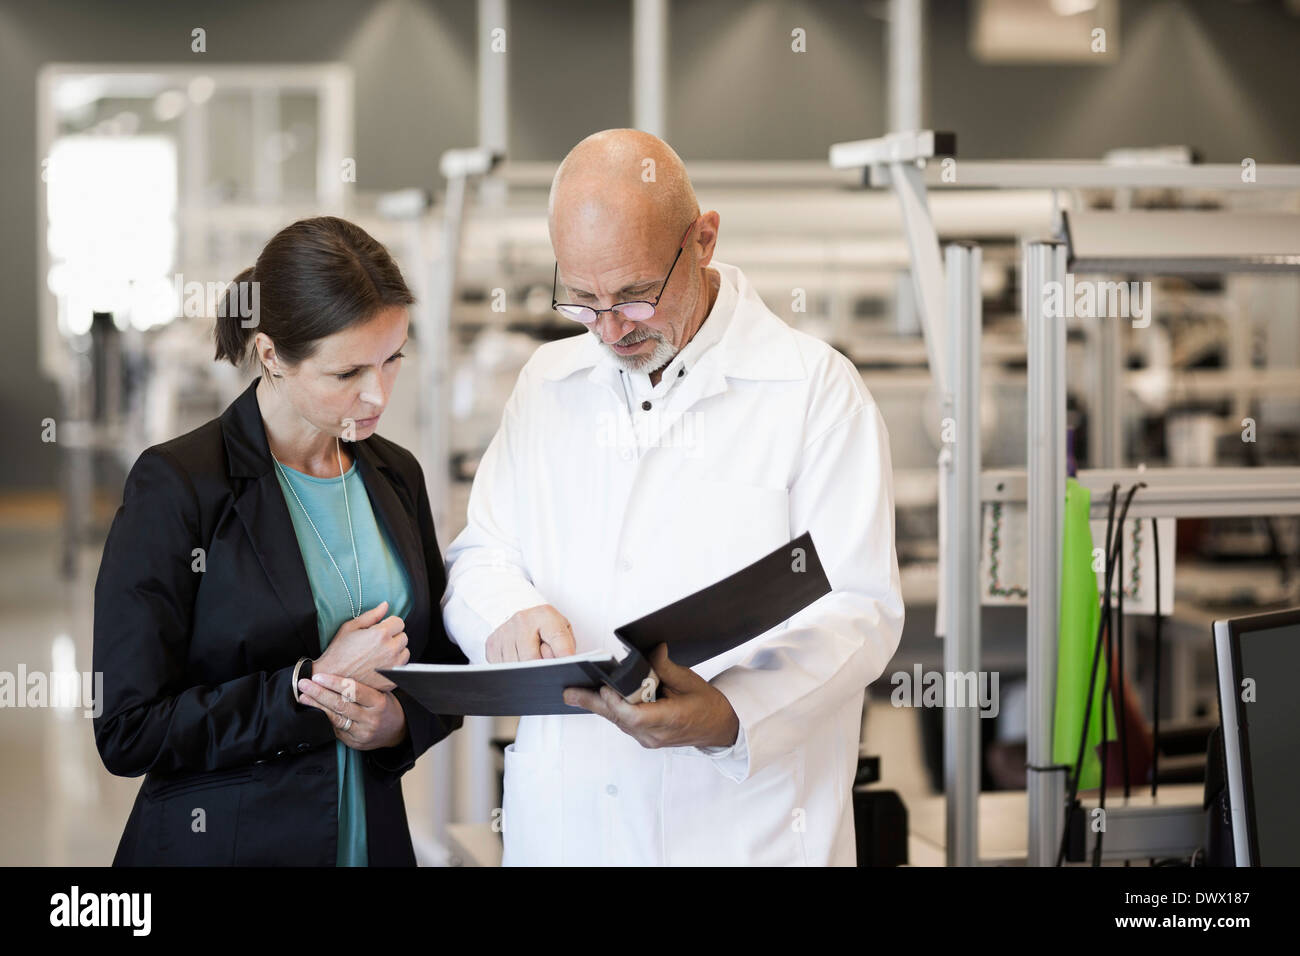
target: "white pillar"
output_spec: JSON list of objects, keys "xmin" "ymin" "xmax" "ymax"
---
[
  {"xmin": 478, "ymin": 0, "xmax": 509, "ymax": 205},
  {"xmin": 632, "ymin": 0, "xmax": 669, "ymax": 137},
  {"xmin": 888, "ymin": 0, "xmax": 924, "ymax": 132},
  {"xmin": 1025, "ymin": 240, "xmax": 1068, "ymax": 866},
  {"xmin": 942, "ymin": 241, "xmax": 983, "ymax": 866}
]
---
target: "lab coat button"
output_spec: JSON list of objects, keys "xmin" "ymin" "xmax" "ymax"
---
[
  {"xmin": 641, "ymin": 400, "xmax": 652, "ymax": 411},
  {"xmin": 606, "ymin": 784, "xmax": 618, "ymax": 796},
  {"xmin": 620, "ymin": 557, "xmax": 632, "ymax": 571}
]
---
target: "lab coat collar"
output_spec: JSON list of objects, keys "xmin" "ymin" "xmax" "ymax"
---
[
  {"xmin": 643, "ymin": 263, "xmax": 737, "ymax": 389},
  {"xmin": 539, "ymin": 262, "xmax": 807, "ymax": 386}
]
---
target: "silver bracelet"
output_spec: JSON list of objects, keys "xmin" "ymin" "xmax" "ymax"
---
[{"xmin": 291, "ymin": 657, "xmax": 310, "ymax": 704}]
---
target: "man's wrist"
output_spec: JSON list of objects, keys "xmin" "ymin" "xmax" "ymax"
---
[
  {"xmin": 704, "ymin": 725, "xmax": 739, "ymax": 751},
  {"xmin": 720, "ymin": 695, "xmax": 740, "ymax": 746}
]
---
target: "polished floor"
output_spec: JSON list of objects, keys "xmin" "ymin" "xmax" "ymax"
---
[{"xmin": 0, "ymin": 506, "xmax": 131, "ymax": 865}]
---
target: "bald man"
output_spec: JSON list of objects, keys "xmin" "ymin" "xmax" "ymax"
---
[{"xmin": 443, "ymin": 129, "xmax": 904, "ymax": 866}]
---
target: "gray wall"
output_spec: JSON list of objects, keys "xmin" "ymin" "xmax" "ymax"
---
[
  {"xmin": 2, "ymin": 0, "xmax": 1299, "ymax": 488},
  {"xmin": 927, "ymin": 0, "xmax": 1300, "ymax": 162}
]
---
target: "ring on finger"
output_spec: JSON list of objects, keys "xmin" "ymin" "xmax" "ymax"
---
[{"xmin": 342, "ymin": 716, "xmax": 353, "ymax": 733}]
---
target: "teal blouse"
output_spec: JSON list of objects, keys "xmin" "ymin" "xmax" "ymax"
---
[{"xmin": 274, "ymin": 457, "xmax": 413, "ymax": 867}]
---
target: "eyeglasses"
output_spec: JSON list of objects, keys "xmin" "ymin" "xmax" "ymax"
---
[{"xmin": 551, "ymin": 219, "xmax": 698, "ymax": 324}]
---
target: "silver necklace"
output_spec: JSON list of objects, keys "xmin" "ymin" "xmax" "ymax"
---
[{"xmin": 272, "ymin": 436, "xmax": 362, "ymax": 619}]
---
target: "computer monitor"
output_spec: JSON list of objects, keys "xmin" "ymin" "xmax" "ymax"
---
[{"xmin": 1213, "ymin": 608, "xmax": 1300, "ymax": 866}]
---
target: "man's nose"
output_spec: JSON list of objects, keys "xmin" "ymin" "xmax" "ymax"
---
[{"xmin": 595, "ymin": 310, "xmax": 634, "ymax": 344}]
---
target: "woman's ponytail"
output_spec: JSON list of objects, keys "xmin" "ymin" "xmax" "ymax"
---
[
  {"xmin": 210, "ymin": 217, "xmax": 415, "ymax": 372},
  {"xmin": 212, "ymin": 266, "xmax": 259, "ymax": 366}
]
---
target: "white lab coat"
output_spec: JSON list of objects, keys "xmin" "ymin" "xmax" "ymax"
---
[{"xmin": 442, "ymin": 261, "xmax": 904, "ymax": 866}]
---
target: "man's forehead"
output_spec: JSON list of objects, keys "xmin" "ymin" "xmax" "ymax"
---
[
  {"xmin": 558, "ymin": 261, "xmax": 659, "ymax": 294},
  {"xmin": 555, "ymin": 211, "xmax": 659, "ymax": 246},
  {"xmin": 555, "ymin": 233, "xmax": 666, "ymax": 289}
]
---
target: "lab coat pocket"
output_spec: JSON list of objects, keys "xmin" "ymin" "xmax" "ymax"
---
[
  {"xmin": 664, "ymin": 748, "xmax": 807, "ymax": 865},
  {"xmin": 501, "ymin": 742, "xmax": 561, "ymax": 865}
]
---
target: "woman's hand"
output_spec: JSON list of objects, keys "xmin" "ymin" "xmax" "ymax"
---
[
  {"xmin": 314, "ymin": 601, "xmax": 409, "ymax": 692},
  {"xmin": 297, "ymin": 672, "xmax": 408, "ymax": 750}
]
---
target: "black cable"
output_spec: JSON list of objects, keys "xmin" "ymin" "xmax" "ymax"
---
[
  {"xmin": 1094, "ymin": 544, "xmax": 1113, "ymax": 867},
  {"xmin": 1118, "ymin": 510, "xmax": 1131, "ymax": 801},
  {"xmin": 1151, "ymin": 516, "xmax": 1162, "ymax": 800},
  {"xmin": 1243, "ymin": 411, "xmax": 1292, "ymax": 589},
  {"xmin": 1261, "ymin": 515, "xmax": 1291, "ymax": 588},
  {"xmin": 1092, "ymin": 482, "xmax": 1145, "ymax": 866},
  {"xmin": 1090, "ymin": 484, "xmax": 1124, "ymax": 868},
  {"xmin": 1057, "ymin": 483, "xmax": 1119, "ymax": 866}
]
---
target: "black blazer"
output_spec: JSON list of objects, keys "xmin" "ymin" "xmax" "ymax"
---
[{"xmin": 93, "ymin": 379, "xmax": 466, "ymax": 865}]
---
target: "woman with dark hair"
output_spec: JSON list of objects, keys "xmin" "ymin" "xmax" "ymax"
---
[{"xmin": 93, "ymin": 216, "xmax": 466, "ymax": 866}]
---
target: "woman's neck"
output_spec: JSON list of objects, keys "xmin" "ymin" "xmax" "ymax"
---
[{"xmin": 256, "ymin": 376, "xmax": 354, "ymax": 478}]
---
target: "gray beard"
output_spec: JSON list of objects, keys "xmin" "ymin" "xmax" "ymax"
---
[{"xmin": 597, "ymin": 331, "xmax": 679, "ymax": 375}]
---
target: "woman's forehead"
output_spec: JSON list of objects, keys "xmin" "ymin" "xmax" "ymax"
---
[{"xmin": 309, "ymin": 307, "xmax": 408, "ymax": 361}]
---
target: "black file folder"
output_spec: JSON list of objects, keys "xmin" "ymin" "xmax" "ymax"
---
[{"xmin": 383, "ymin": 531, "xmax": 831, "ymax": 716}]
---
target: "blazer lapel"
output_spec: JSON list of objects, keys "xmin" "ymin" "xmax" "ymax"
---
[
  {"xmin": 233, "ymin": 475, "xmax": 323, "ymax": 658},
  {"xmin": 222, "ymin": 380, "xmax": 321, "ymax": 659},
  {"xmin": 352, "ymin": 441, "xmax": 429, "ymax": 639}
]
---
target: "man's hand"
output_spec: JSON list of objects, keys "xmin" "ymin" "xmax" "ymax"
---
[
  {"xmin": 486, "ymin": 604, "xmax": 576, "ymax": 662},
  {"xmin": 563, "ymin": 644, "xmax": 740, "ymax": 750}
]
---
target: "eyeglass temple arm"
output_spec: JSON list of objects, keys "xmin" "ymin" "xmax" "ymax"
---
[
  {"xmin": 679, "ymin": 217, "xmax": 698, "ymax": 249},
  {"xmin": 652, "ymin": 219, "xmax": 698, "ymax": 301}
]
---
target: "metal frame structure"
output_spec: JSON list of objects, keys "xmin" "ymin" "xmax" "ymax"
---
[
  {"xmin": 831, "ymin": 131, "xmax": 957, "ymax": 395},
  {"xmin": 941, "ymin": 241, "xmax": 983, "ymax": 865},
  {"xmin": 830, "ymin": 127, "xmax": 1300, "ymax": 866},
  {"xmin": 1023, "ymin": 241, "xmax": 1069, "ymax": 867},
  {"xmin": 1019, "ymin": 239, "xmax": 1300, "ymax": 866}
]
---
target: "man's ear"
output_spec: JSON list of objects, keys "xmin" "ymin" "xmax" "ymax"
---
[{"xmin": 695, "ymin": 210, "xmax": 721, "ymax": 267}]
